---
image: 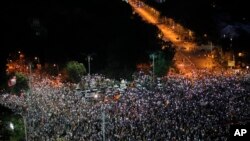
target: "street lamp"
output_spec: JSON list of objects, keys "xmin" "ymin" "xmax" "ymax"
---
[
  {"xmin": 230, "ymin": 37, "xmax": 235, "ymax": 62},
  {"xmin": 29, "ymin": 63, "xmax": 32, "ymax": 88},
  {"xmin": 34, "ymin": 57, "xmax": 40, "ymax": 64},
  {"xmin": 53, "ymin": 64, "xmax": 59, "ymax": 75},
  {"xmin": 23, "ymin": 63, "xmax": 33, "ymax": 141},
  {"xmin": 86, "ymin": 55, "xmax": 93, "ymax": 75},
  {"xmin": 101, "ymin": 103, "xmax": 105, "ymax": 141},
  {"xmin": 94, "ymin": 95, "xmax": 106, "ymax": 141},
  {"xmin": 23, "ymin": 115, "xmax": 28, "ymax": 141},
  {"xmin": 149, "ymin": 53, "xmax": 157, "ymax": 81}
]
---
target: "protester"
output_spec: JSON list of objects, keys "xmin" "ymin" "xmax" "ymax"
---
[{"xmin": 0, "ymin": 70, "xmax": 249, "ymax": 140}]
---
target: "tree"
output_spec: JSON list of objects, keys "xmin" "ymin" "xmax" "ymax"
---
[
  {"xmin": 8, "ymin": 116, "xmax": 25, "ymax": 141},
  {"xmin": 65, "ymin": 61, "xmax": 86, "ymax": 83},
  {"xmin": 0, "ymin": 111, "xmax": 25, "ymax": 141},
  {"xmin": 11, "ymin": 72, "xmax": 29, "ymax": 94},
  {"xmin": 154, "ymin": 51, "xmax": 173, "ymax": 77}
]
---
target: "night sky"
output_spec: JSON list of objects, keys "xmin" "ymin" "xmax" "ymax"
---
[
  {"xmin": 1, "ymin": 0, "xmax": 161, "ymax": 78},
  {"xmin": 1, "ymin": 0, "xmax": 250, "ymax": 78},
  {"xmin": 147, "ymin": 0, "xmax": 250, "ymax": 37}
]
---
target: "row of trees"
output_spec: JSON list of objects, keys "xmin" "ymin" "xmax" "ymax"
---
[
  {"xmin": 6, "ymin": 60, "xmax": 86, "ymax": 95},
  {"xmin": 6, "ymin": 53, "xmax": 174, "ymax": 95}
]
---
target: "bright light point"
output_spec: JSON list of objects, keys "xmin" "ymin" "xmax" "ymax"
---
[
  {"xmin": 247, "ymin": 66, "xmax": 249, "ymax": 69},
  {"xmin": 238, "ymin": 53, "xmax": 244, "ymax": 57},
  {"xmin": 158, "ymin": 33, "xmax": 162, "ymax": 38},
  {"xmin": 178, "ymin": 63, "xmax": 184, "ymax": 67},
  {"xmin": 10, "ymin": 122, "xmax": 14, "ymax": 130},
  {"xmin": 94, "ymin": 94, "xmax": 98, "ymax": 99}
]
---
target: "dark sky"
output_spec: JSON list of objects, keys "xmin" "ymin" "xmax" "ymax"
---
[
  {"xmin": 1, "ymin": 0, "xmax": 161, "ymax": 78},
  {"xmin": 146, "ymin": 0, "xmax": 250, "ymax": 51},
  {"xmin": 1, "ymin": 0, "xmax": 249, "ymax": 78},
  {"xmin": 2, "ymin": 0, "xmax": 249, "ymax": 58},
  {"xmin": 2, "ymin": 0, "xmax": 130, "ymax": 61}
]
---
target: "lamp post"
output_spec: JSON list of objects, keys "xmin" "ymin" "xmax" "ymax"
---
[
  {"xmin": 101, "ymin": 104, "xmax": 105, "ymax": 141},
  {"xmin": 94, "ymin": 95, "xmax": 106, "ymax": 141},
  {"xmin": 229, "ymin": 37, "xmax": 235, "ymax": 69},
  {"xmin": 24, "ymin": 63, "xmax": 33, "ymax": 141},
  {"xmin": 230, "ymin": 37, "xmax": 235, "ymax": 62},
  {"xmin": 23, "ymin": 116, "xmax": 28, "ymax": 141},
  {"xmin": 53, "ymin": 64, "xmax": 59, "ymax": 75},
  {"xmin": 87, "ymin": 55, "xmax": 93, "ymax": 75},
  {"xmin": 34, "ymin": 57, "xmax": 40, "ymax": 64},
  {"xmin": 149, "ymin": 53, "xmax": 157, "ymax": 82},
  {"xmin": 29, "ymin": 63, "xmax": 32, "ymax": 90}
]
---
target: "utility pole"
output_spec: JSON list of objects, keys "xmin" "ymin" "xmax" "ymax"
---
[
  {"xmin": 102, "ymin": 104, "xmax": 105, "ymax": 141},
  {"xmin": 34, "ymin": 57, "xmax": 40, "ymax": 64},
  {"xmin": 29, "ymin": 63, "xmax": 32, "ymax": 86},
  {"xmin": 230, "ymin": 38, "xmax": 235, "ymax": 62},
  {"xmin": 230, "ymin": 37, "xmax": 235, "ymax": 69},
  {"xmin": 87, "ymin": 55, "xmax": 93, "ymax": 75},
  {"xmin": 152, "ymin": 55, "xmax": 155, "ymax": 79},
  {"xmin": 149, "ymin": 53, "xmax": 157, "ymax": 82},
  {"xmin": 24, "ymin": 63, "xmax": 32, "ymax": 141},
  {"xmin": 23, "ymin": 116, "xmax": 28, "ymax": 141}
]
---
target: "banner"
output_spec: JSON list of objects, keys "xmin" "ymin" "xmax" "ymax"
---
[
  {"xmin": 8, "ymin": 76, "xmax": 16, "ymax": 87},
  {"xmin": 228, "ymin": 61, "xmax": 235, "ymax": 67}
]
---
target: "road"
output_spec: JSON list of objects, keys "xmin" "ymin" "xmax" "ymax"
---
[{"xmin": 127, "ymin": 0, "xmax": 221, "ymax": 75}]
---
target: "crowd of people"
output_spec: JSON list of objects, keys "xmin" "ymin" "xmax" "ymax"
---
[{"xmin": 0, "ymin": 71, "xmax": 249, "ymax": 140}]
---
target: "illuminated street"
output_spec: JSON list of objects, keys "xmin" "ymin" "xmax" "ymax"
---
[{"xmin": 128, "ymin": 0, "xmax": 221, "ymax": 75}]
